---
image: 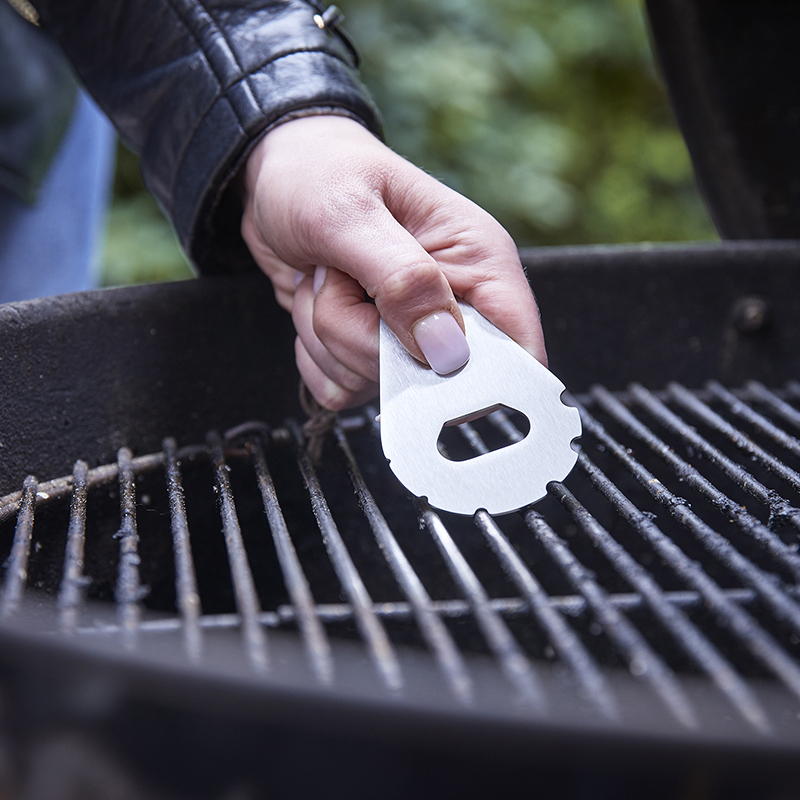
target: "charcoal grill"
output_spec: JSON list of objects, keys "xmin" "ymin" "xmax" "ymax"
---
[{"xmin": 0, "ymin": 243, "xmax": 799, "ymax": 799}]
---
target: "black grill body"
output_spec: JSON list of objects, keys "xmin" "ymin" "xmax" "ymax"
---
[
  {"xmin": 1, "ymin": 243, "xmax": 799, "ymax": 799},
  {"xmin": 646, "ymin": 0, "xmax": 800, "ymax": 239}
]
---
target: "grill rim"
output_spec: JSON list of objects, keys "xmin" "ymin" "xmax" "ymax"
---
[{"xmin": 2, "ymin": 611, "xmax": 800, "ymax": 767}]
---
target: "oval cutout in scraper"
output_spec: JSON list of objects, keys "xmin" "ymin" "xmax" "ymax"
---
[{"xmin": 379, "ymin": 303, "xmax": 581, "ymax": 516}]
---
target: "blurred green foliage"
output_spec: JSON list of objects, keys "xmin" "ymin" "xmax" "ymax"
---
[
  {"xmin": 101, "ymin": 145, "xmax": 193, "ymax": 287},
  {"xmin": 344, "ymin": 0, "xmax": 716, "ymax": 246},
  {"xmin": 100, "ymin": 0, "xmax": 715, "ymax": 287}
]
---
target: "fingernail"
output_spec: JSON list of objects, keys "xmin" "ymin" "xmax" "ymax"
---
[
  {"xmin": 294, "ymin": 270, "xmax": 304, "ymax": 287},
  {"xmin": 313, "ymin": 265, "xmax": 327, "ymax": 294},
  {"xmin": 413, "ymin": 311, "xmax": 470, "ymax": 375}
]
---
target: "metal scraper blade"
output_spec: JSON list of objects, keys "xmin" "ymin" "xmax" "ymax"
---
[{"xmin": 379, "ymin": 302, "xmax": 581, "ymax": 516}]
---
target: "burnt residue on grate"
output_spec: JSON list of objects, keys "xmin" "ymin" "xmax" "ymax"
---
[{"xmin": 1, "ymin": 382, "xmax": 800, "ymax": 741}]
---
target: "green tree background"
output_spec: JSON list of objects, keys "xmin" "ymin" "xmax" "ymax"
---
[{"xmin": 101, "ymin": 0, "xmax": 716, "ymax": 287}]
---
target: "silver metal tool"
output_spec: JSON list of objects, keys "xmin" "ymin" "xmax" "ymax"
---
[{"xmin": 379, "ymin": 302, "xmax": 581, "ymax": 515}]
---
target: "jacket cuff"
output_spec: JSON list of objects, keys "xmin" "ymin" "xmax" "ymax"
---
[{"xmin": 171, "ymin": 49, "xmax": 383, "ymax": 275}]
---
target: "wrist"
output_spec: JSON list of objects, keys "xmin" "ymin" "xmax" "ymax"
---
[{"xmin": 242, "ymin": 110, "xmax": 374, "ymax": 202}]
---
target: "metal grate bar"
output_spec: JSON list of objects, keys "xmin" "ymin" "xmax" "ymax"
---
[
  {"xmin": 591, "ymin": 386, "xmax": 800, "ymax": 579},
  {"xmin": 468, "ymin": 414, "xmax": 695, "ymax": 724},
  {"xmin": 290, "ymin": 422, "xmax": 403, "ymax": 692},
  {"xmin": 421, "ymin": 507, "xmax": 546, "ymax": 710},
  {"xmin": 0, "ymin": 446, "xmax": 211, "ymax": 525},
  {"xmin": 163, "ymin": 438, "xmax": 202, "ymax": 663},
  {"xmin": 709, "ymin": 381, "xmax": 800, "ymax": 461},
  {"xmin": 74, "ymin": 585, "xmax": 800, "ymax": 637},
  {"xmin": 744, "ymin": 381, "xmax": 800, "ymax": 435},
  {"xmin": 576, "ymin": 400, "xmax": 800, "ymax": 701},
  {"xmin": 630, "ymin": 383, "xmax": 789, "ymax": 510},
  {"xmin": 334, "ymin": 425, "xmax": 473, "ymax": 704},
  {"xmin": 58, "ymin": 460, "xmax": 89, "ymax": 634},
  {"xmin": 115, "ymin": 448, "xmax": 142, "ymax": 650},
  {"xmin": 634, "ymin": 381, "xmax": 800, "ymax": 541},
  {"xmin": 668, "ymin": 382, "xmax": 800, "ymax": 493},
  {"xmin": 0, "ymin": 475, "xmax": 37, "ymax": 619},
  {"xmin": 460, "ymin": 416, "xmax": 618, "ymax": 718},
  {"xmin": 0, "ymin": 454, "xmax": 154, "ymax": 524},
  {"xmin": 247, "ymin": 432, "xmax": 334, "ymax": 687},
  {"xmin": 474, "ymin": 509, "xmax": 619, "ymax": 720},
  {"xmin": 207, "ymin": 431, "xmax": 268, "ymax": 673},
  {"xmin": 524, "ymin": 507, "xmax": 697, "ymax": 728},
  {"xmin": 569, "ymin": 451, "xmax": 770, "ymax": 733},
  {"xmin": 630, "ymin": 382, "xmax": 800, "ymax": 545}
]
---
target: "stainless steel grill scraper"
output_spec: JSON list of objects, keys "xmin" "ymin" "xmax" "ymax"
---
[{"xmin": 379, "ymin": 302, "xmax": 581, "ymax": 515}]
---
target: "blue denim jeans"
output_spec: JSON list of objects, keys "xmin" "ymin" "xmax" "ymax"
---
[{"xmin": 0, "ymin": 90, "xmax": 116, "ymax": 304}]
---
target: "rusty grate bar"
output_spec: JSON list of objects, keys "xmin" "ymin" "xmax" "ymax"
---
[
  {"xmin": 669, "ymin": 382, "xmax": 800, "ymax": 493},
  {"xmin": 246, "ymin": 431, "xmax": 334, "ymax": 687},
  {"xmin": 421, "ymin": 506, "xmax": 546, "ymax": 710},
  {"xmin": 115, "ymin": 448, "xmax": 142, "ymax": 650},
  {"xmin": 630, "ymin": 384, "xmax": 800, "ymax": 533},
  {"xmin": 459, "ymin": 416, "xmax": 618, "ymax": 719},
  {"xmin": 163, "ymin": 438, "xmax": 202, "ymax": 663},
  {"xmin": 72, "ymin": 588, "xmax": 800, "ymax": 637},
  {"xmin": 334, "ymin": 424, "xmax": 473, "ymax": 704},
  {"xmin": 524, "ymin": 506, "xmax": 697, "ymax": 728},
  {"xmin": 290, "ymin": 421, "xmax": 403, "ymax": 692},
  {"xmin": 0, "ymin": 447, "xmax": 208, "ymax": 525},
  {"xmin": 574, "ymin": 394, "xmax": 800, "ymax": 703},
  {"xmin": 1, "ymin": 476, "xmax": 37, "ymax": 620},
  {"xmin": 474, "ymin": 509, "xmax": 619, "ymax": 720},
  {"xmin": 709, "ymin": 381, "xmax": 800, "ymax": 460},
  {"xmin": 612, "ymin": 387, "xmax": 800, "ymax": 631},
  {"xmin": 590, "ymin": 386, "xmax": 800, "ymax": 579},
  {"xmin": 72, "ymin": 589, "xmax": 800, "ymax": 639},
  {"xmin": 207, "ymin": 430, "xmax": 268, "ymax": 674},
  {"xmin": 745, "ymin": 381, "xmax": 800, "ymax": 434},
  {"xmin": 58, "ymin": 460, "xmax": 89, "ymax": 635}
]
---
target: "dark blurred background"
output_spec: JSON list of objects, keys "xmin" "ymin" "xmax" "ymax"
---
[{"xmin": 102, "ymin": 0, "xmax": 717, "ymax": 287}]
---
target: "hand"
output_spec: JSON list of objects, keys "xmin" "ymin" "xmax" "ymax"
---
[{"xmin": 241, "ymin": 115, "xmax": 547, "ymax": 410}]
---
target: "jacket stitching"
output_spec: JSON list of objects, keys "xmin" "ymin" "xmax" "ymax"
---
[
  {"xmin": 180, "ymin": 47, "xmax": 355, "ymax": 161},
  {"xmin": 227, "ymin": 45, "xmax": 353, "ymax": 95},
  {"xmin": 178, "ymin": 49, "xmax": 360, "ymax": 237},
  {"xmin": 161, "ymin": 0, "xmax": 244, "ymax": 117},
  {"xmin": 160, "ymin": 0, "xmax": 353, "ymax": 206},
  {"xmin": 161, "ymin": 0, "xmax": 254, "ymax": 205}
]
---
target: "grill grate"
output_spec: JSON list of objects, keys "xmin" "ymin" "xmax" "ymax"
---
[{"xmin": 2, "ymin": 382, "xmax": 800, "ymax": 742}]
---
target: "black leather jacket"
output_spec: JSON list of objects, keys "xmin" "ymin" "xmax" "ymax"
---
[{"xmin": 31, "ymin": 0, "xmax": 383, "ymax": 274}]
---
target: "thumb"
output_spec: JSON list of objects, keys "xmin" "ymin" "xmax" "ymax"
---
[{"xmin": 318, "ymin": 206, "xmax": 471, "ymax": 375}]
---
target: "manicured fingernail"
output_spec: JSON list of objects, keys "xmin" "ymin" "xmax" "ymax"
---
[
  {"xmin": 413, "ymin": 311, "xmax": 470, "ymax": 375},
  {"xmin": 294, "ymin": 269, "xmax": 304, "ymax": 287},
  {"xmin": 313, "ymin": 265, "xmax": 327, "ymax": 294}
]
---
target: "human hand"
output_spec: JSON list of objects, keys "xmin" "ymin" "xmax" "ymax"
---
[{"xmin": 241, "ymin": 115, "xmax": 546, "ymax": 410}]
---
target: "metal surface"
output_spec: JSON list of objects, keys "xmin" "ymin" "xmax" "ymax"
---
[
  {"xmin": 380, "ymin": 303, "xmax": 581, "ymax": 515},
  {"xmin": 646, "ymin": 0, "xmax": 800, "ymax": 238},
  {"xmin": 0, "ymin": 248, "xmax": 799, "ymax": 798},
  {"xmin": 2, "ymin": 381, "xmax": 800, "ymax": 749},
  {"xmin": 3, "ymin": 243, "xmax": 799, "ymax": 500}
]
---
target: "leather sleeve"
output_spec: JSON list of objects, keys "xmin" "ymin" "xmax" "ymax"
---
[{"xmin": 34, "ymin": 0, "xmax": 384, "ymax": 273}]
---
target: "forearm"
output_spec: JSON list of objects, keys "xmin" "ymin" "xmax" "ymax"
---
[{"xmin": 35, "ymin": 0, "xmax": 383, "ymax": 273}]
